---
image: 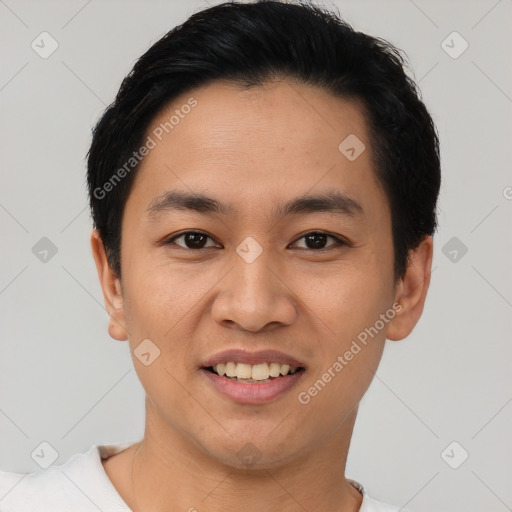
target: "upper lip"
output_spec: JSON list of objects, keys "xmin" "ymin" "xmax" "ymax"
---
[{"xmin": 202, "ymin": 349, "xmax": 306, "ymax": 369}]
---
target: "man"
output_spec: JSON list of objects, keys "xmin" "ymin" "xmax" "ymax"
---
[{"xmin": 0, "ymin": 1, "xmax": 440, "ymax": 510}]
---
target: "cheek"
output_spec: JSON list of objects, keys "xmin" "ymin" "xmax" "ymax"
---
[
  {"xmin": 121, "ymin": 245, "xmax": 188, "ymax": 320},
  {"xmin": 314, "ymin": 257, "xmax": 393, "ymax": 396},
  {"xmin": 121, "ymin": 269, "xmax": 196, "ymax": 414},
  {"xmin": 121, "ymin": 259, "xmax": 211, "ymax": 374},
  {"xmin": 301, "ymin": 257, "xmax": 392, "ymax": 341},
  {"xmin": 297, "ymin": 274, "xmax": 390, "ymax": 432}
]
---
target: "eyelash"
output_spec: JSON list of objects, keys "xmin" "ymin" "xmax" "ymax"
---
[{"xmin": 162, "ymin": 230, "xmax": 350, "ymax": 252}]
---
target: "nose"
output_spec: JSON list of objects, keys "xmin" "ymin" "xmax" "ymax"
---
[{"xmin": 210, "ymin": 250, "xmax": 298, "ymax": 333}]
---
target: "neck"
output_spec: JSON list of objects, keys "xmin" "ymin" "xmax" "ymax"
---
[{"xmin": 114, "ymin": 402, "xmax": 363, "ymax": 512}]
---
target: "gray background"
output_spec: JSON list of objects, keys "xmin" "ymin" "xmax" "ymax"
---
[{"xmin": 1, "ymin": 0, "xmax": 511, "ymax": 510}]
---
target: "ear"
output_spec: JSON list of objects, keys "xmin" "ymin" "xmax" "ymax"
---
[
  {"xmin": 386, "ymin": 235, "xmax": 434, "ymax": 341},
  {"xmin": 90, "ymin": 229, "xmax": 128, "ymax": 341}
]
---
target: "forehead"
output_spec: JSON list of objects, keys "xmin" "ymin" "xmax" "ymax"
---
[
  {"xmin": 146, "ymin": 79, "xmax": 369, "ymax": 163},
  {"xmin": 127, "ymin": 79, "xmax": 388, "ymax": 223}
]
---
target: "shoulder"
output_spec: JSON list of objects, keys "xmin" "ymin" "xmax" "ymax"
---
[
  {"xmin": 348, "ymin": 478, "xmax": 406, "ymax": 512},
  {"xmin": 0, "ymin": 447, "xmax": 97, "ymax": 512},
  {"xmin": 0, "ymin": 442, "xmax": 136, "ymax": 512},
  {"xmin": 362, "ymin": 495, "xmax": 404, "ymax": 512}
]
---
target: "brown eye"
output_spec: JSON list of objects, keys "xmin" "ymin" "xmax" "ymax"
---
[
  {"xmin": 291, "ymin": 231, "xmax": 345, "ymax": 250},
  {"xmin": 165, "ymin": 231, "xmax": 219, "ymax": 250},
  {"xmin": 163, "ymin": 230, "xmax": 347, "ymax": 251}
]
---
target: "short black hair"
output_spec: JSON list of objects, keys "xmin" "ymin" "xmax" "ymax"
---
[{"xmin": 87, "ymin": 0, "xmax": 441, "ymax": 282}]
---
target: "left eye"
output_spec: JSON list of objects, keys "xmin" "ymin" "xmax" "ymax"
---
[
  {"xmin": 290, "ymin": 231, "xmax": 345, "ymax": 250},
  {"xmin": 164, "ymin": 231, "xmax": 345, "ymax": 251}
]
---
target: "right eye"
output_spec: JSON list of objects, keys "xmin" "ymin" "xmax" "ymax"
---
[{"xmin": 163, "ymin": 231, "xmax": 221, "ymax": 250}]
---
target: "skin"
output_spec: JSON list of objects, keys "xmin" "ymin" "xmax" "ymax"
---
[{"xmin": 91, "ymin": 79, "xmax": 433, "ymax": 512}]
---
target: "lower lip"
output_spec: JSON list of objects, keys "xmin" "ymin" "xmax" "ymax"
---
[{"xmin": 200, "ymin": 368, "xmax": 305, "ymax": 404}]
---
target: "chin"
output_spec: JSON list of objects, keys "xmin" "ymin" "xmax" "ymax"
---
[{"xmin": 198, "ymin": 428, "xmax": 307, "ymax": 471}]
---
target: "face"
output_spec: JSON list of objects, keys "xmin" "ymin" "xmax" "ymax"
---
[{"xmin": 94, "ymin": 79, "xmax": 422, "ymax": 470}]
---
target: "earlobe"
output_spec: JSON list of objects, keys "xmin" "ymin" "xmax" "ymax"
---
[
  {"xmin": 386, "ymin": 235, "xmax": 434, "ymax": 342},
  {"xmin": 90, "ymin": 230, "xmax": 129, "ymax": 341}
]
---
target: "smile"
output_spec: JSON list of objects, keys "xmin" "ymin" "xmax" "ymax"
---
[
  {"xmin": 208, "ymin": 361, "xmax": 300, "ymax": 381},
  {"xmin": 201, "ymin": 363, "xmax": 306, "ymax": 404}
]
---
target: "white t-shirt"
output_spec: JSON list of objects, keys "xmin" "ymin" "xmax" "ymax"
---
[{"xmin": 0, "ymin": 442, "xmax": 404, "ymax": 511}]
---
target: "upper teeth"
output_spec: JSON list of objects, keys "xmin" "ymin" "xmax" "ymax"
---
[{"xmin": 213, "ymin": 362, "xmax": 298, "ymax": 380}]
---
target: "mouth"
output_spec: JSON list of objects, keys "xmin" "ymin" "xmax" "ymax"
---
[
  {"xmin": 203, "ymin": 362, "xmax": 306, "ymax": 383},
  {"xmin": 199, "ymin": 357, "xmax": 306, "ymax": 404}
]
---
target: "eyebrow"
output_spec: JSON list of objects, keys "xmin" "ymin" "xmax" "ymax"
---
[{"xmin": 146, "ymin": 188, "xmax": 364, "ymax": 219}]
